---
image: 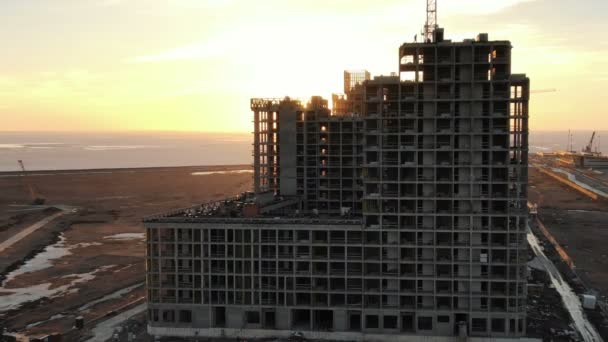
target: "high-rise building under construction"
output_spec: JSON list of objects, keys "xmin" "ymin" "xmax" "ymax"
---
[{"xmin": 144, "ymin": 21, "xmax": 530, "ymax": 340}]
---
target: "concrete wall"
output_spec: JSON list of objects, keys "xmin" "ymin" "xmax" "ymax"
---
[
  {"xmin": 148, "ymin": 304, "xmax": 523, "ymax": 339},
  {"xmin": 278, "ymin": 101, "xmax": 298, "ymax": 196},
  {"xmin": 277, "ymin": 307, "xmax": 290, "ymax": 330},
  {"xmin": 333, "ymin": 309, "xmax": 347, "ymax": 331},
  {"xmin": 148, "ymin": 326, "xmax": 541, "ymax": 342},
  {"xmin": 148, "ymin": 304, "xmax": 211, "ymax": 328},
  {"xmin": 227, "ymin": 307, "xmax": 244, "ymax": 328}
]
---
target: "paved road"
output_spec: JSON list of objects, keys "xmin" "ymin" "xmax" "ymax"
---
[
  {"xmin": 533, "ymin": 160, "xmax": 608, "ymax": 197},
  {"xmin": 87, "ymin": 303, "xmax": 147, "ymax": 342},
  {"xmin": 528, "ymin": 229, "xmax": 604, "ymax": 342},
  {"xmin": 564, "ymin": 167, "xmax": 608, "ymax": 195},
  {"xmin": 0, "ymin": 211, "xmax": 65, "ymax": 253}
]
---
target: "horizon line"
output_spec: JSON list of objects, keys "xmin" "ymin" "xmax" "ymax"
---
[{"xmin": 1, "ymin": 129, "xmax": 607, "ymax": 134}]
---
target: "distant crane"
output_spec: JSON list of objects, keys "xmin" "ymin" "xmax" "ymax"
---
[
  {"xmin": 567, "ymin": 130, "xmax": 575, "ymax": 153},
  {"xmin": 17, "ymin": 160, "xmax": 46, "ymax": 205},
  {"xmin": 583, "ymin": 131, "xmax": 597, "ymax": 154}
]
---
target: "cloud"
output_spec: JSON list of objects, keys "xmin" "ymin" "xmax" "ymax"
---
[
  {"xmin": 126, "ymin": 28, "xmax": 239, "ymax": 63},
  {"xmin": 162, "ymin": 81, "xmax": 235, "ymax": 97},
  {"xmin": 98, "ymin": 0, "xmax": 124, "ymax": 7},
  {"xmin": 128, "ymin": 29, "xmax": 250, "ymax": 62},
  {"xmin": 128, "ymin": 42, "xmax": 221, "ymax": 63},
  {"xmin": 0, "ymin": 69, "xmax": 104, "ymax": 103},
  {"xmin": 127, "ymin": 0, "xmax": 540, "ymax": 64},
  {"xmin": 441, "ymin": 0, "xmax": 537, "ymax": 15},
  {"xmin": 171, "ymin": 0, "xmax": 236, "ymax": 9}
]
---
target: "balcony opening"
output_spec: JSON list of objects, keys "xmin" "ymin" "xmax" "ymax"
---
[
  {"xmin": 246, "ymin": 311, "xmax": 260, "ymax": 325},
  {"xmin": 313, "ymin": 310, "xmax": 333, "ymax": 331},
  {"xmin": 365, "ymin": 315, "xmax": 379, "ymax": 329},
  {"xmin": 214, "ymin": 307, "xmax": 226, "ymax": 327},
  {"xmin": 162, "ymin": 310, "xmax": 175, "ymax": 323},
  {"xmin": 472, "ymin": 318, "xmax": 486, "ymax": 333},
  {"xmin": 349, "ymin": 313, "xmax": 361, "ymax": 331},
  {"xmin": 401, "ymin": 313, "xmax": 414, "ymax": 332},
  {"xmin": 331, "ymin": 293, "xmax": 345, "ymax": 306},
  {"xmin": 292, "ymin": 309, "xmax": 311, "ymax": 330},
  {"xmin": 382, "ymin": 315, "xmax": 397, "ymax": 329},
  {"xmin": 264, "ymin": 310, "xmax": 276, "ymax": 329},
  {"xmin": 400, "ymin": 55, "xmax": 414, "ymax": 65},
  {"xmin": 418, "ymin": 316, "xmax": 433, "ymax": 330},
  {"xmin": 295, "ymin": 291, "xmax": 311, "ymax": 306},
  {"xmin": 454, "ymin": 313, "xmax": 468, "ymax": 335}
]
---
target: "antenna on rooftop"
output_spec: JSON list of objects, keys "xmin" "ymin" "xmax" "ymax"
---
[{"xmin": 423, "ymin": 0, "xmax": 438, "ymax": 43}]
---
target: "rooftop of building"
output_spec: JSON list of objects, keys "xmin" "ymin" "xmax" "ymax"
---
[
  {"xmin": 367, "ymin": 74, "xmax": 400, "ymax": 84},
  {"xmin": 143, "ymin": 192, "xmax": 362, "ymax": 225},
  {"xmin": 400, "ymin": 30, "xmax": 511, "ymax": 50}
]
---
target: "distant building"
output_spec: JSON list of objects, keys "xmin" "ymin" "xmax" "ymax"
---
[{"xmin": 145, "ymin": 27, "xmax": 529, "ymax": 340}]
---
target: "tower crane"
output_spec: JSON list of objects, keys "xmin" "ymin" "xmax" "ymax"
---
[
  {"xmin": 423, "ymin": 0, "xmax": 438, "ymax": 43},
  {"xmin": 17, "ymin": 160, "xmax": 46, "ymax": 205},
  {"xmin": 583, "ymin": 131, "xmax": 596, "ymax": 154}
]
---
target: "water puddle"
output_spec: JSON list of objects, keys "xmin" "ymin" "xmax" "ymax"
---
[
  {"xmin": 527, "ymin": 230, "xmax": 604, "ymax": 342},
  {"xmin": 84, "ymin": 145, "xmax": 156, "ymax": 151},
  {"xmin": 0, "ymin": 144, "xmax": 26, "ymax": 149},
  {"xmin": 567, "ymin": 209, "xmax": 604, "ymax": 214},
  {"xmin": 191, "ymin": 169, "xmax": 252, "ymax": 176},
  {"xmin": 26, "ymin": 314, "xmax": 66, "ymax": 329},
  {"xmin": 3, "ymin": 234, "xmax": 102, "ymax": 284},
  {"xmin": 0, "ymin": 265, "xmax": 115, "ymax": 313},
  {"xmin": 94, "ymin": 196, "xmax": 133, "ymax": 200},
  {"xmin": 103, "ymin": 233, "xmax": 145, "ymax": 241}
]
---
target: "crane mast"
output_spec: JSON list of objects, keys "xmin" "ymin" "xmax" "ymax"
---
[
  {"xmin": 17, "ymin": 160, "xmax": 45, "ymax": 205},
  {"xmin": 18, "ymin": 160, "xmax": 36, "ymax": 200},
  {"xmin": 423, "ymin": 0, "xmax": 437, "ymax": 43}
]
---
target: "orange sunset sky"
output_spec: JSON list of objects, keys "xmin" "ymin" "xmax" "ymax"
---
[{"xmin": 1, "ymin": 0, "xmax": 607, "ymax": 133}]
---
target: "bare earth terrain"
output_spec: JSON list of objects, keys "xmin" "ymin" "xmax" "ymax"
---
[
  {"xmin": 529, "ymin": 166, "xmax": 608, "ymax": 294},
  {"xmin": 2, "ymin": 163, "xmax": 607, "ymax": 340},
  {"xmin": 0, "ymin": 165, "xmax": 252, "ymax": 338}
]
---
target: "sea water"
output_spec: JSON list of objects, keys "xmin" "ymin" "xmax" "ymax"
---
[
  {"xmin": 1, "ymin": 130, "xmax": 606, "ymax": 171},
  {"xmin": 0, "ymin": 131, "xmax": 251, "ymax": 171}
]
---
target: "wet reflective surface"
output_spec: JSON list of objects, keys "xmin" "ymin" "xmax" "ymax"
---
[{"xmin": 191, "ymin": 169, "xmax": 253, "ymax": 176}]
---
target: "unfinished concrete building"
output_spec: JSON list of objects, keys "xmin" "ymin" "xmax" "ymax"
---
[
  {"xmin": 145, "ymin": 25, "xmax": 530, "ymax": 340},
  {"xmin": 332, "ymin": 70, "xmax": 370, "ymax": 116}
]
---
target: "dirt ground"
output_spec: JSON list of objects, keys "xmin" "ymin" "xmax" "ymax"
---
[
  {"xmin": 526, "ymin": 267, "xmax": 577, "ymax": 342},
  {"xmin": 0, "ymin": 165, "xmax": 252, "ymax": 336},
  {"xmin": 529, "ymin": 165, "xmax": 608, "ymax": 294},
  {"xmin": 4, "ymin": 161, "xmax": 606, "ymax": 338}
]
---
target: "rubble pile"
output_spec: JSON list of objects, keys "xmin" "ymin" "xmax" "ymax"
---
[{"xmin": 527, "ymin": 267, "xmax": 579, "ymax": 341}]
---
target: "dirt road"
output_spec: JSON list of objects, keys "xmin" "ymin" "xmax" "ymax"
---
[{"xmin": 0, "ymin": 210, "xmax": 65, "ymax": 253}]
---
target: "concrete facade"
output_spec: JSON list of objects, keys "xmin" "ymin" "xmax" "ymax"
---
[{"xmin": 145, "ymin": 30, "xmax": 529, "ymax": 339}]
